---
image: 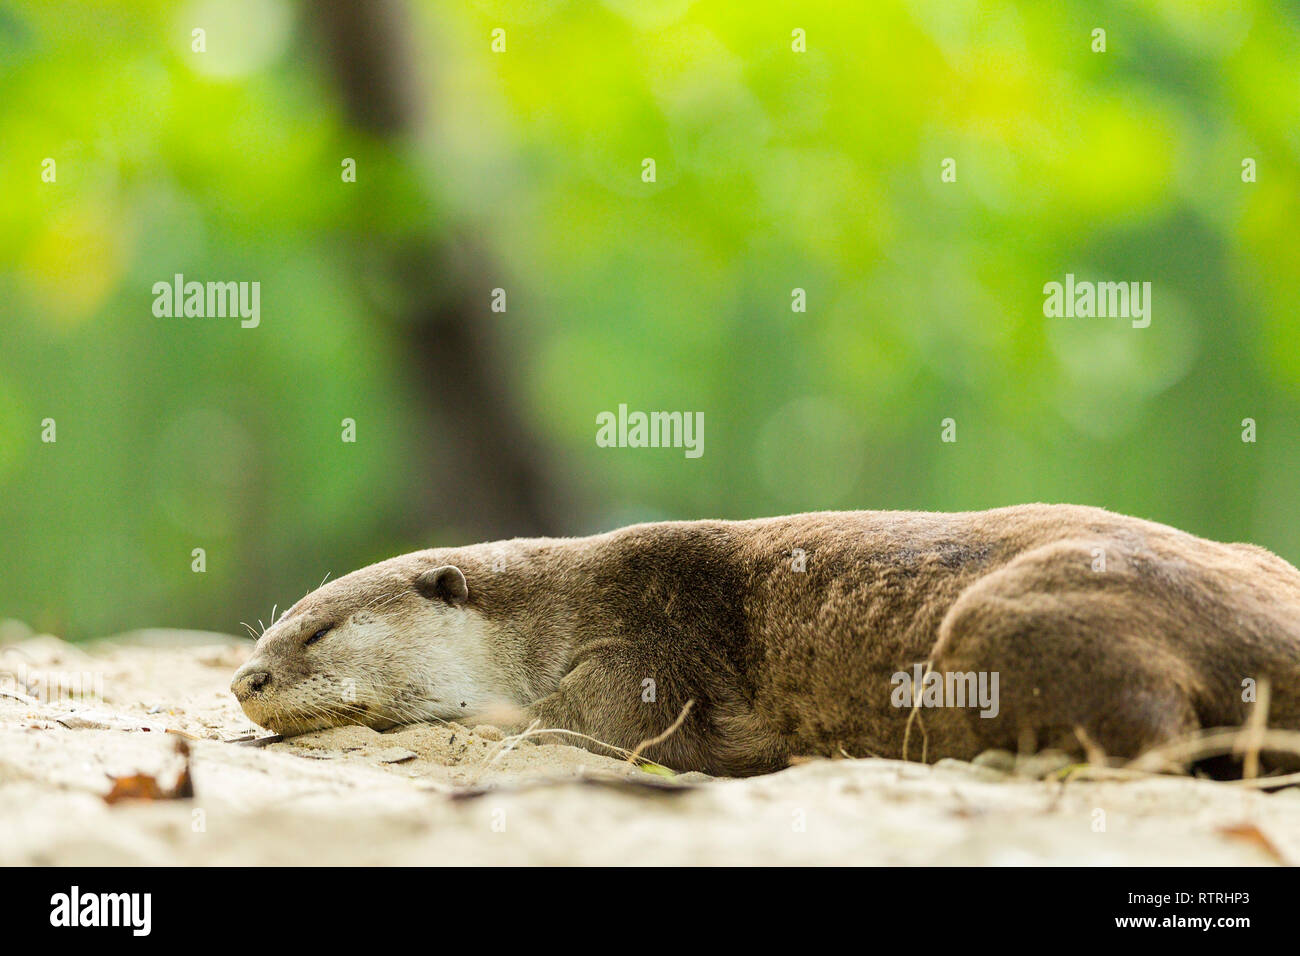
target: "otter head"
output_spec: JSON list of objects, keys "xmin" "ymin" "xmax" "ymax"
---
[{"xmin": 231, "ymin": 561, "xmax": 518, "ymax": 735}]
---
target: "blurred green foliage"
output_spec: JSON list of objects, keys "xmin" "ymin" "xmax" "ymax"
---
[{"xmin": 2, "ymin": 0, "xmax": 1299, "ymax": 638}]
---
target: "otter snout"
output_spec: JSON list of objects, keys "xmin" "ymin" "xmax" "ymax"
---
[{"xmin": 231, "ymin": 666, "xmax": 272, "ymax": 701}]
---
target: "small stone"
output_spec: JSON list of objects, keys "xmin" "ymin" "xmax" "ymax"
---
[
  {"xmin": 971, "ymin": 749, "xmax": 1018, "ymax": 774},
  {"xmin": 937, "ymin": 757, "xmax": 1010, "ymax": 782},
  {"xmin": 1014, "ymin": 749, "xmax": 1075, "ymax": 779}
]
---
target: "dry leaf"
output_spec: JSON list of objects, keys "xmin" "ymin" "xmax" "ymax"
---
[
  {"xmin": 1217, "ymin": 822, "xmax": 1287, "ymax": 864},
  {"xmin": 103, "ymin": 739, "xmax": 194, "ymax": 804}
]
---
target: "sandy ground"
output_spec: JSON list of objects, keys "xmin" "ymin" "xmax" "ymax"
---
[{"xmin": 2, "ymin": 622, "xmax": 1299, "ymax": 866}]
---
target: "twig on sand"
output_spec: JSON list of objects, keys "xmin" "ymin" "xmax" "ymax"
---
[
  {"xmin": 1044, "ymin": 687, "xmax": 1300, "ymax": 790},
  {"xmin": 1126, "ymin": 725, "xmax": 1300, "ymax": 779},
  {"xmin": 229, "ymin": 733, "xmax": 284, "ymax": 747},
  {"xmin": 475, "ymin": 700, "xmax": 696, "ymax": 786},
  {"xmin": 1239, "ymin": 679, "xmax": 1271, "ymax": 780},
  {"xmin": 1058, "ymin": 764, "xmax": 1156, "ymax": 784},
  {"xmin": 901, "ymin": 659, "xmax": 932, "ymax": 763},
  {"xmin": 474, "ymin": 718, "xmax": 543, "ymax": 783},
  {"xmin": 1222, "ymin": 770, "xmax": 1300, "ymax": 790},
  {"xmin": 627, "ymin": 700, "xmax": 694, "ymax": 766},
  {"xmin": 469, "ymin": 720, "xmax": 632, "ymax": 788},
  {"xmin": 1048, "ymin": 683, "xmax": 1298, "ymax": 790},
  {"xmin": 840, "ymin": 744, "xmax": 882, "ymax": 759},
  {"xmin": 1073, "ymin": 725, "xmax": 1109, "ymax": 768}
]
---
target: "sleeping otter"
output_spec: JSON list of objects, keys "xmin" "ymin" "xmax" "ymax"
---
[{"xmin": 231, "ymin": 505, "xmax": 1300, "ymax": 776}]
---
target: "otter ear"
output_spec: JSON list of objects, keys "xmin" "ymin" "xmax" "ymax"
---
[{"xmin": 414, "ymin": 565, "xmax": 469, "ymax": 606}]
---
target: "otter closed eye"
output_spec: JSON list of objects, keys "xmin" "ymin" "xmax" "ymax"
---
[{"xmin": 304, "ymin": 626, "xmax": 332, "ymax": 646}]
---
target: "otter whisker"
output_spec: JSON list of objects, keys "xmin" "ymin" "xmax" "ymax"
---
[
  {"xmin": 362, "ymin": 590, "xmax": 405, "ymax": 614},
  {"xmin": 392, "ymin": 700, "xmax": 472, "ymax": 732}
]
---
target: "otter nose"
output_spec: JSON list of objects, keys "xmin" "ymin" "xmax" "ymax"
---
[{"xmin": 231, "ymin": 668, "xmax": 272, "ymax": 701}]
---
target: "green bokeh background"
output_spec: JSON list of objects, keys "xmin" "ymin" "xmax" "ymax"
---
[{"xmin": 2, "ymin": 0, "xmax": 1298, "ymax": 639}]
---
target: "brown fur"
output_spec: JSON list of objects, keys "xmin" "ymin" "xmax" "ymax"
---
[{"xmin": 234, "ymin": 505, "xmax": 1300, "ymax": 776}]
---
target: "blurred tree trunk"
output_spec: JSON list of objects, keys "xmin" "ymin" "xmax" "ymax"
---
[{"xmin": 313, "ymin": 0, "xmax": 573, "ymax": 541}]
